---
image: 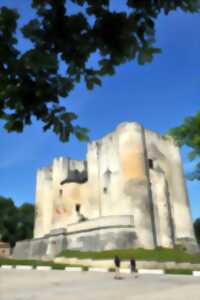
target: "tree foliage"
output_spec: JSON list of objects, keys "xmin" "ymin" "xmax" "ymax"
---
[
  {"xmin": 0, "ymin": 0, "xmax": 198, "ymax": 142},
  {"xmin": 194, "ymin": 218, "xmax": 200, "ymax": 244},
  {"xmin": 0, "ymin": 196, "xmax": 34, "ymax": 247},
  {"xmin": 169, "ymin": 111, "xmax": 200, "ymax": 180}
]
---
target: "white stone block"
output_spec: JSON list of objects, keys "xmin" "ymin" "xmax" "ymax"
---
[
  {"xmin": 0, "ymin": 265, "xmax": 13, "ymax": 269},
  {"xmin": 193, "ymin": 271, "xmax": 200, "ymax": 277},
  {"xmin": 89, "ymin": 268, "xmax": 108, "ymax": 272},
  {"xmin": 15, "ymin": 265, "xmax": 33, "ymax": 270},
  {"xmin": 138, "ymin": 269, "xmax": 164, "ymax": 275},
  {"xmin": 36, "ymin": 266, "xmax": 52, "ymax": 270},
  {"xmin": 120, "ymin": 268, "xmax": 131, "ymax": 274},
  {"xmin": 65, "ymin": 267, "xmax": 82, "ymax": 272}
]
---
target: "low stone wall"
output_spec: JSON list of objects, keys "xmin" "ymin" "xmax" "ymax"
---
[
  {"xmin": 13, "ymin": 238, "xmax": 49, "ymax": 259},
  {"xmin": 54, "ymin": 257, "xmax": 200, "ymax": 270},
  {"xmin": 67, "ymin": 228, "xmax": 137, "ymax": 251},
  {"xmin": 65, "ymin": 215, "xmax": 137, "ymax": 251},
  {"xmin": 13, "ymin": 216, "xmax": 138, "ymax": 259},
  {"xmin": 67, "ymin": 215, "xmax": 134, "ymax": 233}
]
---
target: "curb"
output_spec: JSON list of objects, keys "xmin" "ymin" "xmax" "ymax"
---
[
  {"xmin": 138, "ymin": 269, "xmax": 164, "ymax": 275},
  {"xmin": 15, "ymin": 265, "xmax": 33, "ymax": 270},
  {"xmin": 1, "ymin": 265, "xmax": 13, "ymax": 269},
  {"xmin": 89, "ymin": 268, "xmax": 108, "ymax": 272},
  {"xmin": 120, "ymin": 268, "xmax": 130, "ymax": 274},
  {"xmin": 193, "ymin": 271, "xmax": 200, "ymax": 277},
  {"xmin": 0, "ymin": 265, "xmax": 200, "ymax": 276},
  {"xmin": 36, "ymin": 266, "xmax": 52, "ymax": 271},
  {"xmin": 65, "ymin": 267, "xmax": 82, "ymax": 272}
]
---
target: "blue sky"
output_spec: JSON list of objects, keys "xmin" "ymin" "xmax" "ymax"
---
[{"xmin": 0, "ymin": 1, "xmax": 200, "ymax": 220}]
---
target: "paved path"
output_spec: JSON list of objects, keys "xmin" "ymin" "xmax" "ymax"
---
[{"xmin": 0, "ymin": 269, "xmax": 199, "ymax": 300}]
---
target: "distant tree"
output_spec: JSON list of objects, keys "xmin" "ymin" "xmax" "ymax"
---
[
  {"xmin": 16, "ymin": 203, "xmax": 35, "ymax": 242},
  {"xmin": 0, "ymin": 196, "xmax": 18, "ymax": 247},
  {"xmin": 169, "ymin": 112, "xmax": 200, "ymax": 181},
  {"xmin": 194, "ymin": 218, "xmax": 200, "ymax": 244},
  {"xmin": 0, "ymin": 196, "xmax": 34, "ymax": 247},
  {"xmin": 0, "ymin": 0, "xmax": 198, "ymax": 142}
]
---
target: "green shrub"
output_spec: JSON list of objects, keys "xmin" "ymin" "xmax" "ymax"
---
[
  {"xmin": 51, "ymin": 264, "xmax": 66, "ymax": 270},
  {"xmin": 165, "ymin": 269, "xmax": 192, "ymax": 275}
]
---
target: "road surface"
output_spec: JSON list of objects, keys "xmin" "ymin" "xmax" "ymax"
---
[{"xmin": 0, "ymin": 269, "xmax": 199, "ymax": 300}]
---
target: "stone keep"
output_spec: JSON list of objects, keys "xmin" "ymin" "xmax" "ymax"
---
[{"xmin": 13, "ymin": 122, "xmax": 198, "ymax": 258}]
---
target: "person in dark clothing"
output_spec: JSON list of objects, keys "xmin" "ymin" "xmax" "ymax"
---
[
  {"xmin": 130, "ymin": 258, "xmax": 136, "ymax": 272},
  {"xmin": 130, "ymin": 257, "xmax": 138, "ymax": 278},
  {"xmin": 114, "ymin": 255, "xmax": 121, "ymax": 279}
]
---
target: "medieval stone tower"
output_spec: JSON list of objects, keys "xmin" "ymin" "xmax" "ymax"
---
[{"xmin": 14, "ymin": 122, "xmax": 198, "ymax": 258}]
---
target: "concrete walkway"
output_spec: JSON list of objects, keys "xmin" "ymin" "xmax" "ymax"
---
[{"xmin": 0, "ymin": 269, "xmax": 199, "ymax": 300}]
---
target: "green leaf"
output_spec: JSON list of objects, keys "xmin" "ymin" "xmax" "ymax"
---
[{"xmin": 74, "ymin": 125, "xmax": 90, "ymax": 141}]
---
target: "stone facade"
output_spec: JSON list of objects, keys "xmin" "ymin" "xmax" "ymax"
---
[{"xmin": 13, "ymin": 122, "xmax": 199, "ymax": 259}]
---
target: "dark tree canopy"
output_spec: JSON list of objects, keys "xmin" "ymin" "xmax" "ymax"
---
[
  {"xmin": 169, "ymin": 112, "xmax": 200, "ymax": 181},
  {"xmin": 0, "ymin": 0, "xmax": 198, "ymax": 142},
  {"xmin": 194, "ymin": 218, "xmax": 200, "ymax": 244},
  {"xmin": 0, "ymin": 196, "xmax": 34, "ymax": 247}
]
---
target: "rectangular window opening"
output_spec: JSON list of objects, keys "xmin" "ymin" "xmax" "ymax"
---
[
  {"xmin": 75, "ymin": 204, "xmax": 81, "ymax": 213},
  {"xmin": 148, "ymin": 159, "xmax": 154, "ymax": 169}
]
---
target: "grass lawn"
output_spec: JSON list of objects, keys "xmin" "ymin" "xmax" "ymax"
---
[{"xmin": 59, "ymin": 247, "xmax": 200, "ymax": 263}]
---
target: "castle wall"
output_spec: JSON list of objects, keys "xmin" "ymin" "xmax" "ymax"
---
[
  {"xmin": 116, "ymin": 123, "xmax": 155, "ymax": 248},
  {"xmin": 86, "ymin": 142, "xmax": 102, "ymax": 218},
  {"xmin": 87, "ymin": 132, "xmax": 121, "ymax": 218},
  {"xmin": 34, "ymin": 167, "xmax": 53, "ymax": 238},
  {"xmin": 34, "ymin": 157, "xmax": 88, "ymax": 238},
  {"xmin": 66, "ymin": 215, "xmax": 136, "ymax": 251},
  {"xmin": 167, "ymin": 143, "xmax": 197, "ymax": 247},
  {"xmin": 144, "ymin": 130, "xmax": 196, "ymax": 246},
  {"xmin": 55, "ymin": 182, "xmax": 89, "ymax": 226},
  {"xmin": 87, "ymin": 123, "xmax": 155, "ymax": 248},
  {"xmin": 33, "ymin": 122, "xmax": 198, "ymax": 253},
  {"xmin": 150, "ymin": 169, "xmax": 174, "ymax": 248}
]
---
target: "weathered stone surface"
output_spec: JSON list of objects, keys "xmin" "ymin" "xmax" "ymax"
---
[
  {"xmin": 13, "ymin": 240, "xmax": 32, "ymax": 259},
  {"xmin": 30, "ymin": 238, "xmax": 48, "ymax": 258},
  {"xmin": 176, "ymin": 237, "xmax": 199, "ymax": 253},
  {"xmin": 145, "ymin": 129, "xmax": 197, "ymax": 249},
  {"xmin": 14, "ymin": 122, "xmax": 199, "ymax": 259},
  {"xmin": 46, "ymin": 234, "xmax": 67, "ymax": 258},
  {"xmin": 13, "ymin": 238, "xmax": 49, "ymax": 259},
  {"xmin": 67, "ymin": 229, "xmax": 137, "ymax": 251}
]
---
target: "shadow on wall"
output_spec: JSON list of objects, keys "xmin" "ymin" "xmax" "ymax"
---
[{"xmin": 61, "ymin": 169, "xmax": 88, "ymax": 185}]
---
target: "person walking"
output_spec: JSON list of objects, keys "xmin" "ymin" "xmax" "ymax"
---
[
  {"xmin": 114, "ymin": 255, "xmax": 121, "ymax": 279},
  {"xmin": 130, "ymin": 257, "xmax": 138, "ymax": 278}
]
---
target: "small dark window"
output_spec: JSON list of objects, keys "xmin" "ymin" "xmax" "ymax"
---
[
  {"xmin": 103, "ymin": 187, "xmax": 107, "ymax": 194},
  {"xmin": 75, "ymin": 204, "xmax": 81, "ymax": 213},
  {"xmin": 148, "ymin": 159, "xmax": 154, "ymax": 169},
  {"xmin": 59, "ymin": 189, "xmax": 63, "ymax": 196}
]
